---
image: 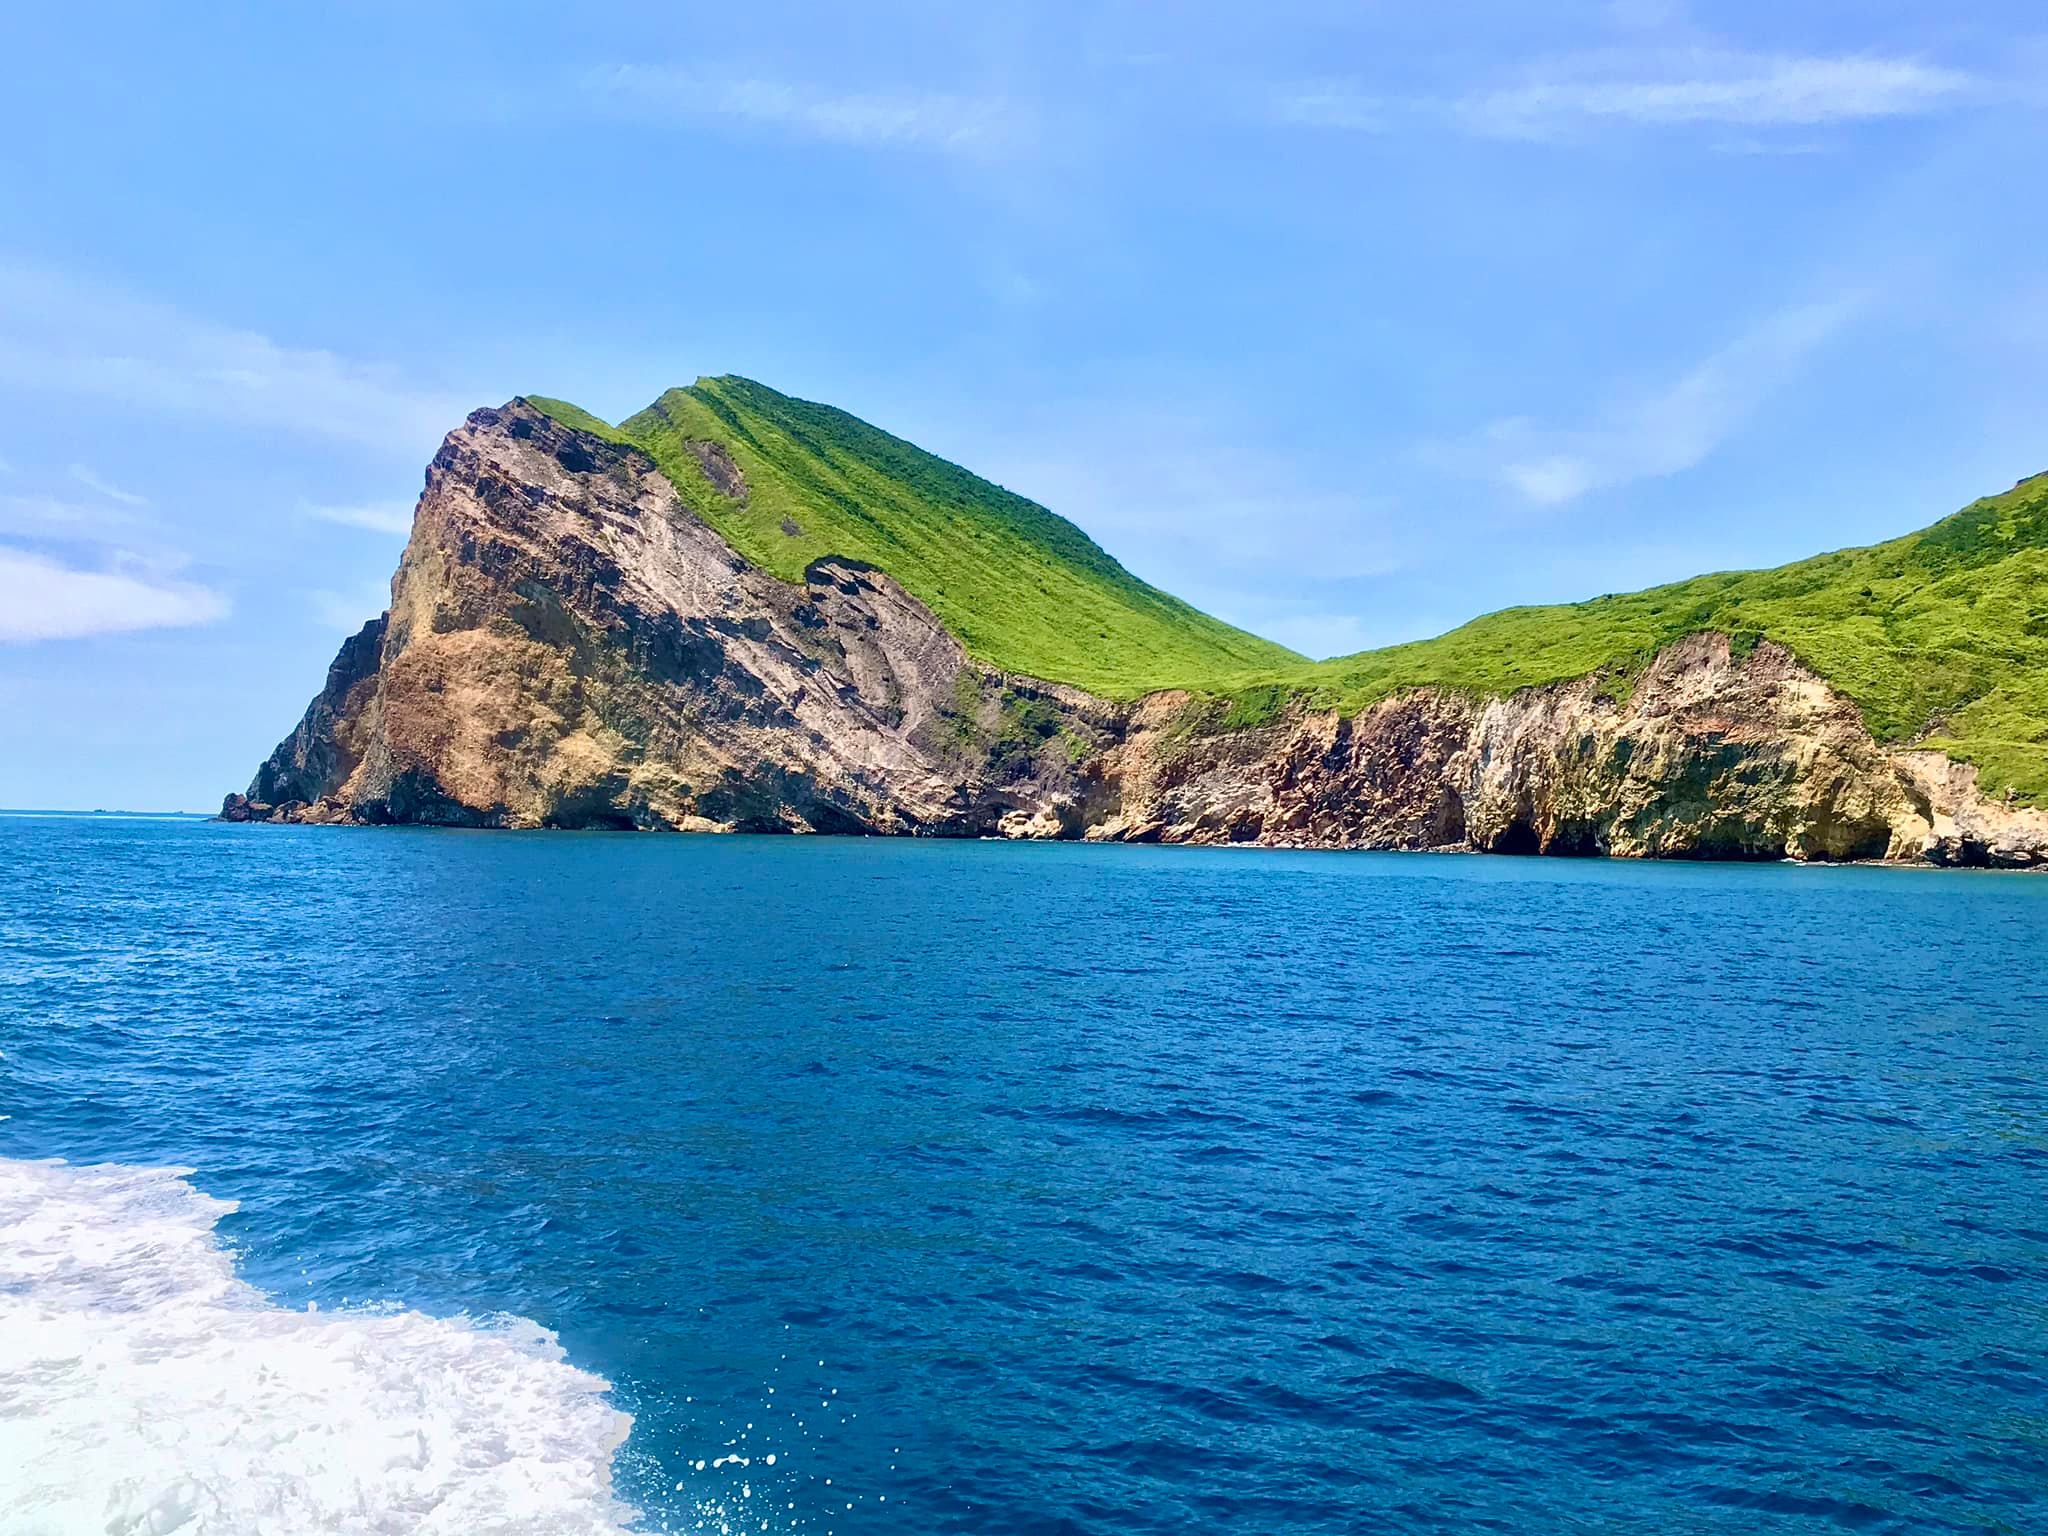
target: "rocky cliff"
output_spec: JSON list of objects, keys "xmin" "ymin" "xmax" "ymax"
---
[
  {"xmin": 228, "ymin": 402, "xmax": 1113, "ymax": 834},
  {"xmin": 227, "ymin": 402, "xmax": 2048, "ymax": 867},
  {"xmin": 1093, "ymin": 635, "xmax": 2047, "ymax": 866}
]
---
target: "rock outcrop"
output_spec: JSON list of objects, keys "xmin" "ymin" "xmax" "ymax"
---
[
  {"xmin": 1089, "ymin": 636, "xmax": 2048, "ymax": 865},
  {"xmin": 228, "ymin": 403, "xmax": 2048, "ymax": 867},
  {"xmin": 226, "ymin": 402, "xmax": 1114, "ymax": 833}
]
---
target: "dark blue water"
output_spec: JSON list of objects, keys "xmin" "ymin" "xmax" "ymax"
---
[{"xmin": 4, "ymin": 815, "xmax": 2046, "ymax": 1534}]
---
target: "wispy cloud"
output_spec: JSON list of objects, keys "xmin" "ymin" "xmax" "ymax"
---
[
  {"xmin": 0, "ymin": 545, "xmax": 226, "ymax": 642},
  {"xmin": 0, "ymin": 264, "xmax": 471, "ymax": 457},
  {"xmin": 940, "ymin": 399, "xmax": 1406, "ymax": 656},
  {"xmin": 1276, "ymin": 50, "xmax": 1975, "ymax": 145},
  {"xmin": 306, "ymin": 500, "xmax": 414, "ymax": 535},
  {"xmin": 585, "ymin": 66, "xmax": 1029, "ymax": 156},
  {"xmin": 1463, "ymin": 52, "xmax": 1972, "ymax": 138},
  {"xmin": 1712, "ymin": 135, "xmax": 1833, "ymax": 157},
  {"xmin": 1272, "ymin": 83, "xmax": 1388, "ymax": 133},
  {"xmin": 977, "ymin": 421, "xmax": 1403, "ymax": 590},
  {"xmin": 1455, "ymin": 296, "xmax": 1864, "ymax": 508},
  {"xmin": 0, "ymin": 268, "xmax": 455, "ymax": 643},
  {"xmin": 0, "ymin": 493, "xmax": 144, "ymax": 537},
  {"xmin": 69, "ymin": 464, "xmax": 149, "ymax": 506}
]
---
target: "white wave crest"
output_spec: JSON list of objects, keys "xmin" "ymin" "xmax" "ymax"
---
[{"xmin": 0, "ymin": 1157, "xmax": 640, "ymax": 1535}]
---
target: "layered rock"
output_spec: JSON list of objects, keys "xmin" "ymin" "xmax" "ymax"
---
[
  {"xmin": 228, "ymin": 403, "xmax": 2048, "ymax": 867},
  {"xmin": 1091, "ymin": 636, "xmax": 2048, "ymax": 865},
  {"xmin": 226, "ymin": 402, "xmax": 1113, "ymax": 833}
]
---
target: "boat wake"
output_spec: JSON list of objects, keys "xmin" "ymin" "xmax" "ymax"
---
[{"xmin": 0, "ymin": 1156, "xmax": 639, "ymax": 1535}]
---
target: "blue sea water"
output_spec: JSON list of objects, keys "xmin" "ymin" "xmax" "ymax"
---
[{"xmin": 2, "ymin": 814, "xmax": 2046, "ymax": 1535}]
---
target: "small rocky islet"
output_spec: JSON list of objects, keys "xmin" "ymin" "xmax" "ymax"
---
[{"xmin": 226, "ymin": 380, "xmax": 2048, "ymax": 867}]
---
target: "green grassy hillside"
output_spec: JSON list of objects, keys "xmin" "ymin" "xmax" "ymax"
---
[
  {"xmin": 525, "ymin": 378, "xmax": 1300, "ymax": 696},
  {"xmin": 528, "ymin": 379, "xmax": 2047, "ymax": 803},
  {"xmin": 1254, "ymin": 470, "xmax": 2048, "ymax": 801}
]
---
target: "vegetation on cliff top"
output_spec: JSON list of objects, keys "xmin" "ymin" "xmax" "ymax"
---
[
  {"xmin": 1251, "ymin": 471, "xmax": 2048, "ymax": 800},
  {"xmin": 525, "ymin": 379, "xmax": 1300, "ymax": 697},
  {"xmin": 528, "ymin": 383, "xmax": 2048, "ymax": 802}
]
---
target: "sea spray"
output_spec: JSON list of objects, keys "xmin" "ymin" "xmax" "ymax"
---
[{"xmin": 0, "ymin": 1157, "xmax": 640, "ymax": 1535}]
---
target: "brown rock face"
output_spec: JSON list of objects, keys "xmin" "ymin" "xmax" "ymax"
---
[
  {"xmin": 223, "ymin": 615, "xmax": 386, "ymax": 820},
  {"xmin": 231, "ymin": 402, "xmax": 1113, "ymax": 832},
  {"xmin": 1096, "ymin": 636, "xmax": 2047, "ymax": 865},
  {"xmin": 231, "ymin": 403, "xmax": 2048, "ymax": 866}
]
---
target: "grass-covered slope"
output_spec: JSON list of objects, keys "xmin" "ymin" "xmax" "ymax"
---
[
  {"xmin": 525, "ymin": 378, "xmax": 1300, "ymax": 696},
  {"xmin": 526, "ymin": 379, "xmax": 2047, "ymax": 802},
  {"xmin": 1258, "ymin": 470, "xmax": 2048, "ymax": 800}
]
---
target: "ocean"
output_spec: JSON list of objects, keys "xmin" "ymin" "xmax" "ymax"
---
[{"xmin": 2, "ymin": 815, "xmax": 2044, "ymax": 1534}]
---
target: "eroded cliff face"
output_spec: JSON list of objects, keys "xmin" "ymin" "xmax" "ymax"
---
[
  {"xmin": 1092, "ymin": 636, "xmax": 2048, "ymax": 866},
  {"xmin": 226, "ymin": 402, "xmax": 1114, "ymax": 833},
  {"xmin": 228, "ymin": 404, "xmax": 2047, "ymax": 866}
]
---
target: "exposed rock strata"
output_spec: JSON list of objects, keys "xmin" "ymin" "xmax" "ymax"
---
[
  {"xmin": 228, "ymin": 403, "xmax": 2047, "ymax": 867},
  {"xmin": 1091, "ymin": 636, "xmax": 2047, "ymax": 866},
  {"xmin": 226, "ymin": 402, "xmax": 1113, "ymax": 833}
]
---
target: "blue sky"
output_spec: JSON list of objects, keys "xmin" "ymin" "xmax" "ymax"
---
[{"xmin": 2, "ymin": 1, "xmax": 2044, "ymax": 809}]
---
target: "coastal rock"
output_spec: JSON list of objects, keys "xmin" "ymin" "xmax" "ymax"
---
[
  {"xmin": 1101, "ymin": 636, "xmax": 2048, "ymax": 863},
  {"xmin": 997, "ymin": 803, "xmax": 1078, "ymax": 840},
  {"xmin": 235, "ymin": 402, "xmax": 1114, "ymax": 832},
  {"xmin": 232, "ymin": 403, "xmax": 2048, "ymax": 867}
]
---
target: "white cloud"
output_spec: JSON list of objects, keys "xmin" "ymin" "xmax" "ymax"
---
[
  {"xmin": 1462, "ymin": 52, "xmax": 1973, "ymax": 138},
  {"xmin": 0, "ymin": 546, "xmax": 226, "ymax": 642},
  {"xmin": 586, "ymin": 67, "xmax": 1029, "ymax": 156},
  {"xmin": 1712, "ymin": 135, "xmax": 1832, "ymax": 157},
  {"xmin": 306, "ymin": 500, "xmax": 414, "ymax": 535},
  {"xmin": 1272, "ymin": 83, "xmax": 1388, "ymax": 133},
  {"xmin": 1464, "ymin": 297, "xmax": 1864, "ymax": 507},
  {"xmin": 0, "ymin": 264, "xmax": 471, "ymax": 458},
  {"xmin": 1276, "ymin": 51, "xmax": 1974, "ymax": 144},
  {"xmin": 1499, "ymin": 455, "xmax": 1597, "ymax": 507},
  {"xmin": 69, "ymin": 465, "xmax": 148, "ymax": 506},
  {"xmin": 0, "ymin": 493, "xmax": 134, "ymax": 536}
]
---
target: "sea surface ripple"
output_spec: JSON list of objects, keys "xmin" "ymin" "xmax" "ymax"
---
[{"xmin": 2, "ymin": 817, "xmax": 2045, "ymax": 1534}]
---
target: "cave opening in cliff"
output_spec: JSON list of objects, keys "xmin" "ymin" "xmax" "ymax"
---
[
  {"xmin": 543, "ymin": 809, "xmax": 639, "ymax": 831},
  {"xmin": 804, "ymin": 802, "xmax": 876, "ymax": 837},
  {"xmin": 1492, "ymin": 818, "xmax": 1541, "ymax": 857},
  {"xmin": 1544, "ymin": 823, "xmax": 1603, "ymax": 858}
]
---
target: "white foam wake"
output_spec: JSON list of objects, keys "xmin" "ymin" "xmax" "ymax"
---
[{"xmin": 0, "ymin": 1157, "xmax": 640, "ymax": 1535}]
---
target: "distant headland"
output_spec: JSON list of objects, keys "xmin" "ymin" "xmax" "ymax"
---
[{"xmin": 225, "ymin": 379, "xmax": 2048, "ymax": 868}]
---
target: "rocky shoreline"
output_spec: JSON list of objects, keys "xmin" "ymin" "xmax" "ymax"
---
[{"xmin": 226, "ymin": 402, "xmax": 2047, "ymax": 870}]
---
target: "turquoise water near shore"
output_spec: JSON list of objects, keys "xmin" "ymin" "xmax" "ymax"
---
[{"xmin": 3, "ymin": 817, "xmax": 2046, "ymax": 1533}]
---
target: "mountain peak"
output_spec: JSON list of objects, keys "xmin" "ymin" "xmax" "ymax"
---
[
  {"xmin": 231, "ymin": 393, "xmax": 2048, "ymax": 864},
  {"xmin": 526, "ymin": 383, "xmax": 1302, "ymax": 698}
]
